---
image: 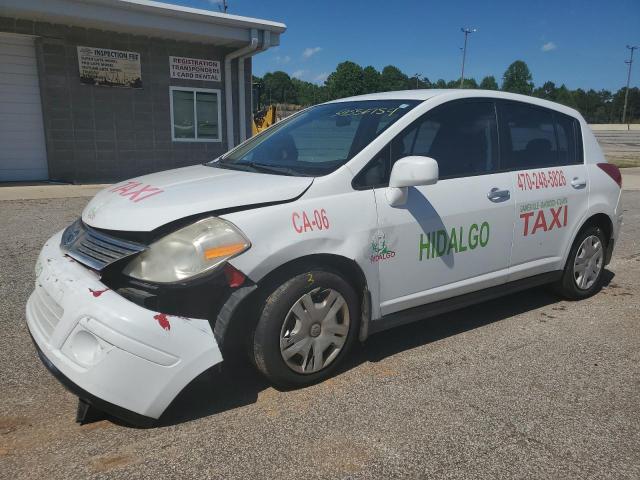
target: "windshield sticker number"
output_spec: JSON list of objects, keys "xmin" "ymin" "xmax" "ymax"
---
[
  {"xmin": 110, "ymin": 181, "xmax": 164, "ymax": 203},
  {"xmin": 292, "ymin": 209, "xmax": 330, "ymax": 233},
  {"xmin": 334, "ymin": 106, "xmax": 405, "ymax": 118}
]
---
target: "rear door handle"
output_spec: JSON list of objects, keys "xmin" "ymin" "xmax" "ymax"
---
[
  {"xmin": 571, "ymin": 177, "xmax": 587, "ymax": 189},
  {"xmin": 487, "ymin": 187, "xmax": 510, "ymax": 202}
]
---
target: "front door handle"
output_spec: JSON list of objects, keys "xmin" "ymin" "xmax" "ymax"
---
[
  {"xmin": 487, "ymin": 187, "xmax": 510, "ymax": 202},
  {"xmin": 571, "ymin": 177, "xmax": 587, "ymax": 189}
]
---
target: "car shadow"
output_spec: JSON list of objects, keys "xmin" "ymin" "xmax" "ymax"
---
[{"xmin": 157, "ymin": 270, "xmax": 614, "ymax": 427}]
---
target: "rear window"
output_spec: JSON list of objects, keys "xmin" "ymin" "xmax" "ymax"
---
[{"xmin": 499, "ymin": 101, "xmax": 583, "ymax": 169}]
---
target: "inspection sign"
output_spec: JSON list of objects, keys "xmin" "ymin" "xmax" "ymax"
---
[
  {"xmin": 169, "ymin": 56, "xmax": 221, "ymax": 82},
  {"xmin": 77, "ymin": 46, "xmax": 142, "ymax": 88}
]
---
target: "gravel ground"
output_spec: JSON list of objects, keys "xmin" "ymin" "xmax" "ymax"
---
[
  {"xmin": 594, "ymin": 130, "xmax": 640, "ymax": 167},
  {"xmin": 0, "ymin": 190, "xmax": 639, "ymax": 480}
]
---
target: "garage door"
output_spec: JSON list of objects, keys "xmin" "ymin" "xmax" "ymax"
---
[{"xmin": 0, "ymin": 33, "xmax": 48, "ymax": 181}]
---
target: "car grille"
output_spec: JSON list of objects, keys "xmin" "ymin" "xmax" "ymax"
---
[
  {"xmin": 60, "ymin": 219, "xmax": 146, "ymax": 271},
  {"xmin": 30, "ymin": 285, "xmax": 64, "ymax": 341}
]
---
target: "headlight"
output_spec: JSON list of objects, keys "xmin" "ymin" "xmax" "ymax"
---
[{"xmin": 122, "ymin": 217, "xmax": 250, "ymax": 283}]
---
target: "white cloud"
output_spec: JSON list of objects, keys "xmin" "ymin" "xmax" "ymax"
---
[
  {"xmin": 275, "ymin": 55, "xmax": 291, "ymax": 64},
  {"xmin": 314, "ymin": 72, "xmax": 329, "ymax": 84},
  {"xmin": 541, "ymin": 41, "xmax": 557, "ymax": 52},
  {"xmin": 302, "ymin": 47, "xmax": 322, "ymax": 59},
  {"xmin": 291, "ymin": 70, "xmax": 306, "ymax": 79}
]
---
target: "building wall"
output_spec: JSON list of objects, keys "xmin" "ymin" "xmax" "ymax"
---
[{"xmin": 0, "ymin": 16, "xmax": 251, "ymax": 183}]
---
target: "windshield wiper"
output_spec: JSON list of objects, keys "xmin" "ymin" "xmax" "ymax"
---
[{"xmin": 244, "ymin": 162, "xmax": 310, "ymax": 177}]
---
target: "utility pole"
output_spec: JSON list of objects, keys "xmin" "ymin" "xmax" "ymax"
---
[
  {"xmin": 218, "ymin": 0, "xmax": 229, "ymax": 13},
  {"xmin": 414, "ymin": 73, "xmax": 422, "ymax": 89},
  {"xmin": 459, "ymin": 27, "xmax": 476, "ymax": 88},
  {"xmin": 622, "ymin": 45, "xmax": 638, "ymax": 126}
]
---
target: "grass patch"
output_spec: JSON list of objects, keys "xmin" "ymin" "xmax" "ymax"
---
[{"xmin": 607, "ymin": 156, "xmax": 640, "ymax": 168}]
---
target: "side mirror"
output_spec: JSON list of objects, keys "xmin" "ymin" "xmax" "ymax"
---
[{"xmin": 386, "ymin": 156, "xmax": 439, "ymax": 206}]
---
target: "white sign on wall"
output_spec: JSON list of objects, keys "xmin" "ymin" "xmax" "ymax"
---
[
  {"xmin": 77, "ymin": 46, "xmax": 142, "ymax": 88},
  {"xmin": 169, "ymin": 56, "xmax": 221, "ymax": 82}
]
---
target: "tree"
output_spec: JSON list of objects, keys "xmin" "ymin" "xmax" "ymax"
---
[
  {"xmin": 379, "ymin": 65, "xmax": 410, "ymax": 91},
  {"xmin": 261, "ymin": 71, "xmax": 295, "ymax": 104},
  {"xmin": 459, "ymin": 77, "xmax": 478, "ymax": 89},
  {"xmin": 291, "ymin": 78, "xmax": 323, "ymax": 106},
  {"xmin": 555, "ymin": 84, "xmax": 576, "ymax": 109},
  {"xmin": 325, "ymin": 61, "xmax": 365, "ymax": 99},
  {"xmin": 533, "ymin": 81, "xmax": 558, "ymax": 100},
  {"xmin": 434, "ymin": 79, "xmax": 448, "ymax": 89},
  {"xmin": 501, "ymin": 60, "xmax": 534, "ymax": 95},
  {"xmin": 362, "ymin": 66, "xmax": 381, "ymax": 93},
  {"xmin": 480, "ymin": 75, "xmax": 499, "ymax": 90}
]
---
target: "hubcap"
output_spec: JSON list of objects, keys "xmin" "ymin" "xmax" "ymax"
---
[
  {"xmin": 279, "ymin": 287, "xmax": 350, "ymax": 374},
  {"xmin": 573, "ymin": 235, "xmax": 603, "ymax": 290}
]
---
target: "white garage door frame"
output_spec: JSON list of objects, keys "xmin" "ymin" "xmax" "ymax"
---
[{"xmin": 0, "ymin": 32, "xmax": 48, "ymax": 182}]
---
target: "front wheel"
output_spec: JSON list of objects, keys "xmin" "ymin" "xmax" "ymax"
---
[
  {"xmin": 251, "ymin": 269, "xmax": 360, "ymax": 388},
  {"xmin": 554, "ymin": 225, "xmax": 606, "ymax": 299}
]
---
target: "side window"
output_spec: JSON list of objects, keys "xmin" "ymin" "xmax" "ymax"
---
[
  {"xmin": 500, "ymin": 102, "xmax": 558, "ymax": 169},
  {"xmin": 353, "ymin": 100, "xmax": 499, "ymax": 188},
  {"xmin": 353, "ymin": 145, "xmax": 390, "ymax": 188},
  {"xmin": 391, "ymin": 101, "xmax": 498, "ymax": 179},
  {"xmin": 554, "ymin": 112, "xmax": 582, "ymax": 165}
]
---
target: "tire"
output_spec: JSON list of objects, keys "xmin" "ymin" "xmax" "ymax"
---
[
  {"xmin": 554, "ymin": 225, "xmax": 607, "ymax": 299},
  {"xmin": 251, "ymin": 268, "xmax": 360, "ymax": 388}
]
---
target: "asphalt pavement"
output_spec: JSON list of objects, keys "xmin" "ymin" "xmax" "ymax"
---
[{"xmin": 0, "ymin": 183, "xmax": 638, "ymax": 479}]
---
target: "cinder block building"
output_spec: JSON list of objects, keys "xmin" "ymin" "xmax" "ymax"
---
[{"xmin": 0, "ymin": 0, "xmax": 285, "ymax": 182}]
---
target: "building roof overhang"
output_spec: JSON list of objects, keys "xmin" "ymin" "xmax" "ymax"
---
[{"xmin": 0, "ymin": 0, "xmax": 286, "ymax": 46}]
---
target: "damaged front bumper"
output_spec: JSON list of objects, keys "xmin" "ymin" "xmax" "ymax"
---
[{"xmin": 26, "ymin": 231, "xmax": 224, "ymax": 422}]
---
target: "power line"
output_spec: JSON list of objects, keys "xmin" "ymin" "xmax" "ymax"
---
[
  {"xmin": 622, "ymin": 44, "xmax": 638, "ymax": 125},
  {"xmin": 459, "ymin": 27, "xmax": 477, "ymax": 88}
]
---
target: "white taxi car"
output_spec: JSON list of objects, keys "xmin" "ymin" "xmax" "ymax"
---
[{"xmin": 27, "ymin": 90, "xmax": 623, "ymax": 425}]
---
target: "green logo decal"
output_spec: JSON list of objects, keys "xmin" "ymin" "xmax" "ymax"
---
[
  {"xmin": 419, "ymin": 222, "xmax": 490, "ymax": 261},
  {"xmin": 371, "ymin": 231, "xmax": 396, "ymax": 263}
]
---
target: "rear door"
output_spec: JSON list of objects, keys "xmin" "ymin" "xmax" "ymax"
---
[
  {"xmin": 359, "ymin": 99, "xmax": 515, "ymax": 316},
  {"xmin": 497, "ymin": 100, "xmax": 589, "ymax": 280}
]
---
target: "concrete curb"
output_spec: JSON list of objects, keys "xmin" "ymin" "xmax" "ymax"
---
[{"xmin": 0, "ymin": 184, "xmax": 110, "ymax": 201}]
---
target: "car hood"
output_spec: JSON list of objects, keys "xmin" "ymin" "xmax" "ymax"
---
[{"xmin": 82, "ymin": 165, "xmax": 313, "ymax": 232}]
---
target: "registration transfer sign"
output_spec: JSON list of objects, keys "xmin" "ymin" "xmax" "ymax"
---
[{"xmin": 169, "ymin": 56, "xmax": 221, "ymax": 82}]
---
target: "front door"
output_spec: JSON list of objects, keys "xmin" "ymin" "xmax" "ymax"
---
[{"xmin": 360, "ymin": 100, "xmax": 516, "ymax": 316}]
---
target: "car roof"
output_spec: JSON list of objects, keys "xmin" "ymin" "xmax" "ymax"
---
[{"xmin": 328, "ymin": 89, "xmax": 583, "ymax": 119}]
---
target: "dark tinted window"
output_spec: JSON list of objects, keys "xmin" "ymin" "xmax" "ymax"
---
[
  {"xmin": 353, "ymin": 100, "xmax": 498, "ymax": 187},
  {"xmin": 555, "ymin": 112, "xmax": 582, "ymax": 165},
  {"xmin": 393, "ymin": 101, "xmax": 498, "ymax": 178}
]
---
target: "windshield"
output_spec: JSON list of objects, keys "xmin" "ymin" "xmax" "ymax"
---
[{"xmin": 209, "ymin": 100, "xmax": 420, "ymax": 177}]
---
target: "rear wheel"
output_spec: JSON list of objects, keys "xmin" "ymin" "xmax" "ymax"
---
[
  {"xmin": 555, "ymin": 225, "xmax": 606, "ymax": 299},
  {"xmin": 251, "ymin": 268, "xmax": 359, "ymax": 388}
]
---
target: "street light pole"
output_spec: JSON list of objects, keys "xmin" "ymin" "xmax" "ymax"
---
[
  {"xmin": 414, "ymin": 73, "xmax": 421, "ymax": 89},
  {"xmin": 622, "ymin": 45, "xmax": 638, "ymax": 126},
  {"xmin": 460, "ymin": 27, "xmax": 476, "ymax": 88}
]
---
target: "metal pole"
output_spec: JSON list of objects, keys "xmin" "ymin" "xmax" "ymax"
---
[
  {"xmin": 460, "ymin": 27, "xmax": 476, "ymax": 88},
  {"xmin": 622, "ymin": 45, "xmax": 638, "ymax": 126}
]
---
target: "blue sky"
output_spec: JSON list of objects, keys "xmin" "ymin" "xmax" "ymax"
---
[{"xmin": 169, "ymin": 0, "xmax": 638, "ymax": 91}]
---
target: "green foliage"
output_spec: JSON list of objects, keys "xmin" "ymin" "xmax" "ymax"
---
[
  {"xmin": 363, "ymin": 66, "xmax": 382, "ymax": 93},
  {"xmin": 326, "ymin": 61, "xmax": 365, "ymax": 99},
  {"xmin": 379, "ymin": 65, "xmax": 411, "ymax": 91},
  {"xmin": 480, "ymin": 75, "xmax": 499, "ymax": 90},
  {"xmin": 502, "ymin": 60, "xmax": 534, "ymax": 95},
  {"xmin": 253, "ymin": 59, "xmax": 640, "ymax": 123}
]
